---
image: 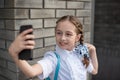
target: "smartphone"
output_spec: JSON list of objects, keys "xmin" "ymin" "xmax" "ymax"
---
[{"xmin": 19, "ymin": 25, "xmax": 33, "ymax": 60}]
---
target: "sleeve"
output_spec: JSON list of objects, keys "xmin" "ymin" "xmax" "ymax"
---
[
  {"xmin": 37, "ymin": 51, "xmax": 56, "ymax": 79},
  {"xmin": 87, "ymin": 60, "xmax": 94, "ymax": 73}
]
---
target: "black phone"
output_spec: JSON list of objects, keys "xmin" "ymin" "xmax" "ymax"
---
[{"xmin": 19, "ymin": 25, "xmax": 33, "ymax": 60}]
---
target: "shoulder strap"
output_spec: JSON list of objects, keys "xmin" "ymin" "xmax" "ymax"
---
[
  {"xmin": 45, "ymin": 77, "xmax": 50, "ymax": 80},
  {"xmin": 54, "ymin": 52, "xmax": 60, "ymax": 80},
  {"xmin": 45, "ymin": 52, "xmax": 60, "ymax": 80}
]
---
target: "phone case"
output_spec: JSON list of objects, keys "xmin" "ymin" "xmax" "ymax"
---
[{"xmin": 19, "ymin": 25, "xmax": 33, "ymax": 60}]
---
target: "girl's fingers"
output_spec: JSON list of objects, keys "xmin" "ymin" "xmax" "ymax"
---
[
  {"xmin": 14, "ymin": 29, "xmax": 35, "ymax": 51},
  {"xmin": 24, "ymin": 45, "xmax": 35, "ymax": 49},
  {"xmin": 23, "ymin": 35, "xmax": 35, "ymax": 41},
  {"xmin": 22, "ymin": 40, "xmax": 35, "ymax": 49},
  {"xmin": 20, "ymin": 29, "xmax": 33, "ymax": 37},
  {"xmin": 24, "ymin": 40, "xmax": 35, "ymax": 46}
]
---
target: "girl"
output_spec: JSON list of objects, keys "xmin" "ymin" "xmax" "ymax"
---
[{"xmin": 9, "ymin": 15, "xmax": 98, "ymax": 80}]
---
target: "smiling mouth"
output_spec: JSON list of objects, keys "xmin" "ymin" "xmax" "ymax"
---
[{"xmin": 59, "ymin": 42, "xmax": 67, "ymax": 46}]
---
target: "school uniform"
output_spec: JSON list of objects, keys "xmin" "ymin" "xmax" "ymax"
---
[{"xmin": 37, "ymin": 44, "xmax": 93, "ymax": 80}]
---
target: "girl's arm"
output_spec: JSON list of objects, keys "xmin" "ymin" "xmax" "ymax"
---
[
  {"xmin": 13, "ymin": 58, "xmax": 43, "ymax": 78},
  {"xmin": 86, "ymin": 43, "xmax": 98, "ymax": 75},
  {"xmin": 8, "ymin": 29, "xmax": 43, "ymax": 78}
]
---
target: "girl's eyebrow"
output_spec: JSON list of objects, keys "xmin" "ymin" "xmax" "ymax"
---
[
  {"xmin": 56, "ymin": 29, "xmax": 61, "ymax": 31},
  {"xmin": 56, "ymin": 28, "xmax": 74, "ymax": 33},
  {"xmin": 56, "ymin": 29, "xmax": 73, "ymax": 33},
  {"xmin": 66, "ymin": 31, "xmax": 74, "ymax": 34}
]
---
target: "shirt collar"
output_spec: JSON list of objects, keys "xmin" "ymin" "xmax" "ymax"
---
[{"xmin": 55, "ymin": 45, "xmax": 76, "ymax": 59}]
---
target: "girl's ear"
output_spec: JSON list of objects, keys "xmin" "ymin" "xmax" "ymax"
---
[{"xmin": 76, "ymin": 34, "xmax": 81, "ymax": 42}]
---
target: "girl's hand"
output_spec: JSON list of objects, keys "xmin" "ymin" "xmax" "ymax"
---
[
  {"xmin": 8, "ymin": 29, "xmax": 35, "ymax": 59},
  {"xmin": 85, "ymin": 43, "xmax": 96, "ymax": 56},
  {"xmin": 8, "ymin": 29, "xmax": 43, "ymax": 78},
  {"xmin": 86, "ymin": 43, "xmax": 98, "ymax": 75}
]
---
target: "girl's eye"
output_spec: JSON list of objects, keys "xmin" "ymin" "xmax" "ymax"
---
[
  {"xmin": 66, "ymin": 33, "xmax": 72, "ymax": 36},
  {"xmin": 56, "ymin": 32, "xmax": 62, "ymax": 35}
]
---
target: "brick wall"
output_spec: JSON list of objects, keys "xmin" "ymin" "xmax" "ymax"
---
[{"xmin": 0, "ymin": 0, "xmax": 93, "ymax": 80}]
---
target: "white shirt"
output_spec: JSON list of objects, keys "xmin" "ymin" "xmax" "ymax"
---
[{"xmin": 37, "ymin": 45, "xmax": 93, "ymax": 80}]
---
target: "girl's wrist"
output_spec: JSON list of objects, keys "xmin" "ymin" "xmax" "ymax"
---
[{"xmin": 9, "ymin": 50, "xmax": 18, "ymax": 59}]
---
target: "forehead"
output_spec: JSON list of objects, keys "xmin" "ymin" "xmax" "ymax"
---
[{"xmin": 56, "ymin": 20, "xmax": 76, "ymax": 32}]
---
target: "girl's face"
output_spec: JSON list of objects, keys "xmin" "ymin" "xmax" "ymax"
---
[{"xmin": 55, "ymin": 20, "xmax": 81, "ymax": 51}]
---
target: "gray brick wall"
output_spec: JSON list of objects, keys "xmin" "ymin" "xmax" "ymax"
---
[{"xmin": 0, "ymin": 0, "xmax": 93, "ymax": 80}]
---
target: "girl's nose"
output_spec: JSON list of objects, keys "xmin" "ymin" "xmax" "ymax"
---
[{"xmin": 61, "ymin": 35, "xmax": 66, "ymax": 41}]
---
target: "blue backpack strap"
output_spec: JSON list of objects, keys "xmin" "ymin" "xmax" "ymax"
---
[
  {"xmin": 45, "ymin": 52, "xmax": 60, "ymax": 80},
  {"xmin": 45, "ymin": 77, "xmax": 50, "ymax": 80},
  {"xmin": 54, "ymin": 52, "xmax": 60, "ymax": 80}
]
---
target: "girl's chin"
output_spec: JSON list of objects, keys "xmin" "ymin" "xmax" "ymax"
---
[
  {"xmin": 58, "ymin": 45, "xmax": 67, "ymax": 49},
  {"xmin": 58, "ymin": 44, "xmax": 74, "ymax": 51}
]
